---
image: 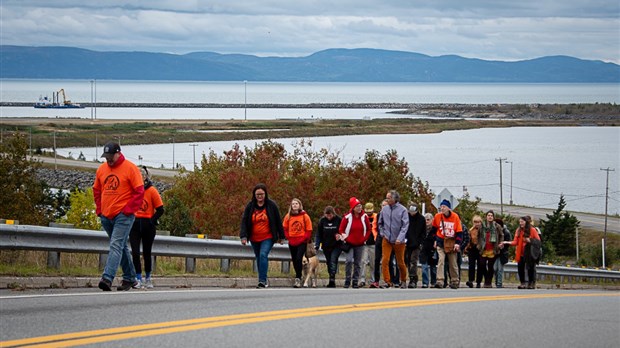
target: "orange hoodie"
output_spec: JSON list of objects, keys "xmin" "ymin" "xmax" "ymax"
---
[
  {"xmin": 509, "ymin": 227, "xmax": 540, "ymax": 263},
  {"xmin": 283, "ymin": 211, "xmax": 313, "ymax": 247}
]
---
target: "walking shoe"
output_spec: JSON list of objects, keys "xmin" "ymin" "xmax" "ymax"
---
[
  {"xmin": 466, "ymin": 281, "xmax": 474, "ymax": 288},
  {"xmin": 527, "ymin": 282, "xmax": 536, "ymax": 289},
  {"xmin": 117, "ymin": 280, "xmax": 139, "ymax": 291},
  {"xmin": 483, "ymin": 284, "xmax": 492, "ymax": 288},
  {"xmin": 369, "ymin": 282, "xmax": 379, "ymax": 288},
  {"xmin": 358, "ymin": 282, "xmax": 365, "ymax": 288},
  {"xmin": 294, "ymin": 278, "xmax": 301, "ymax": 288},
  {"xmin": 449, "ymin": 283, "xmax": 459, "ymax": 289},
  {"xmin": 380, "ymin": 282, "xmax": 393, "ymax": 289},
  {"xmin": 421, "ymin": 284, "xmax": 429, "ymax": 288},
  {"xmin": 144, "ymin": 278, "xmax": 154, "ymax": 289},
  {"xmin": 343, "ymin": 282, "xmax": 350, "ymax": 289},
  {"xmin": 476, "ymin": 283, "xmax": 481, "ymax": 288},
  {"xmin": 132, "ymin": 279, "xmax": 142, "ymax": 289},
  {"xmin": 352, "ymin": 282, "xmax": 359, "ymax": 289},
  {"xmin": 518, "ymin": 283, "xmax": 527, "ymax": 289},
  {"xmin": 400, "ymin": 282, "xmax": 407, "ymax": 289},
  {"xmin": 326, "ymin": 280, "xmax": 336, "ymax": 288},
  {"xmin": 98, "ymin": 278, "xmax": 112, "ymax": 291},
  {"xmin": 256, "ymin": 282, "xmax": 267, "ymax": 288},
  {"xmin": 496, "ymin": 284, "xmax": 503, "ymax": 288},
  {"xmin": 433, "ymin": 283, "xmax": 443, "ymax": 289},
  {"xmin": 408, "ymin": 282, "xmax": 417, "ymax": 289}
]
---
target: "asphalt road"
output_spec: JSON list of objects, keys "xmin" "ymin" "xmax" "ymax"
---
[
  {"xmin": 479, "ymin": 203, "xmax": 620, "ymax": 235},
  {"xmin": 1, "ymin": 287, "xmax": 618, "ymax": 347}
]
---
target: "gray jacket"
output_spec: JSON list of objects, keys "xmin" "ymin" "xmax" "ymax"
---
[{"xmin": 378, "ymin": 203, "xmax": 409, "ymax": 243}]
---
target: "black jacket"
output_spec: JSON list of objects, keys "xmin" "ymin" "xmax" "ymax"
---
[
  {"xmin": 315, "ymin": 215, "xmax": 342, "ymax": 250},
  {"xmin": 406, "ymin": 212, "xmax": 426, "ymax": 249},
  {"xmin": 240, "ymin": 198, "xmax": 284, "ymax": 243}
]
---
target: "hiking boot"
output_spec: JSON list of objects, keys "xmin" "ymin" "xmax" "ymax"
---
[
  {"xmin": 326, "ymin": 280, "xmax": 336, "ymax": 288},
  {"xmin": 117, "ymin": 279, "xmax": 139, "ymax": 291},
  {"xmin": 369, "ymin": 281, "xmax": 379, "ymax": 288},
  {"xmin": 527, "ymin": 282, "xmax": 536, "ymax": 289},
  {"xmin": 98, "ymin": 278, "xmax": 112, "ymax": 292},
  {"xmin": 483, "ymin": 284, "xmax": 492, "ymax": 288},
  {"xmin": 518, "ymin": 283, "xmax": 527, "ymax": 289},
  {"xmin": 466, "ymin": 281, "xmax": 474, "ymax": 288},
  {"xmin": 294, "ymin": 278, "xmax": 301, "ymax": 288},
  {"xmin": 352, "ymin": 281, "xmax": 359, "ymax": 289}
]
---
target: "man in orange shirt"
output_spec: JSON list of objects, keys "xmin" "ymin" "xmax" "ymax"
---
[
  {"xmin": 432, "ymin": 199, "xmax": 463, "ymax": 289},
  {"xmin": 93, "ymin": 142, "xmax": 145, "ymax": 291}
]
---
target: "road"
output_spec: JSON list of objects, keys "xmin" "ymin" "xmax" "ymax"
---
[
  {"xmin": 1, "ymin": 288, "xmax": 618, "ymax": 347},
  {"xmin": 479, "ymin": 203, "xmax": 620, "ymax": 235},
  {"xmin": 31, "ymin": 155, "xmax": 180, "ymax": 178}
]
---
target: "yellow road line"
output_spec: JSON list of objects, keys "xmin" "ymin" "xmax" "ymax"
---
[{"xmin": 2, "ymin": 293, "xmax": 617, "ymax": 347}]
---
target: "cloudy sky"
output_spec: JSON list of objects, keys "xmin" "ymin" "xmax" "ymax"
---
[{"xmin": 1, "ymin": 0, "xmax": 619, "ymax": 63}]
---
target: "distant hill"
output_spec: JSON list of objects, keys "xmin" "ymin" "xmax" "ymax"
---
[{"xmin": 1, "ymin": 46, "xmax": 618, "ymax": 82}]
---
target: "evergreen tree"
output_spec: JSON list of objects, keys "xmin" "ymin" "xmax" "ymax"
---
[{"xmin": 539, "ymin": 195, "xmax": 580, "ymax": 257}]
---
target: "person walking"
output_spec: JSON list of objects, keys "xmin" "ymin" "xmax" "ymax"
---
[
  {"xmin": 405, "ymin": 203, "xmax": 426, "ymax": 288},
  {"xmin": 315, "ymin": 206, "xmax": 342, "ymax": 288},
  {"xmin": 494, "ymin": 218, "xmax": 512, "ymax": 288},
  {"xmin": 240, "ymin": 183, "xmax": 285, "ymax": 288},
  {"xmin": 334, "ymin": 197, "xmax": 371, "ymax": 288},
  {"xmin": 129, "ymin": 166, "xmax": 164, "ymax": 289},
  {"xmin": 419, "ymin": 213, "xmax": 438, "ymax": 288},
  {"xmin": 432, "ymin": 199, "xmax": 463, "ymax": 289},
  {"xmin": 505, "ymin": 216, "xmax": 541, "ymax": 289},
  {"xmin": 282, "ymin": 198, "xmax": 313, "ymax": 288},
  {"xmin": 378, "ymin": 190, "xmax": 409, "ymax": 288},
  {"xmin": 94, "ymin": 141, "xmax": 144, "ymax": 291},
  {"xmin": 477, "ymin": 210, "xmax": 504, "ymax": 288},
  {"xmin": 464, "ymin": 215, "xmax": 483, "ymax": 288},
  {"xmin": 359, "ymin": 202, "xmax": 378, "ymax": 287}
]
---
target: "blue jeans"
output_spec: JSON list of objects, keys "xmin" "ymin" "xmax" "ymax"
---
[
  {"xmin": 251, "ymin": 238, "xmax": 274, "ymax": 284},
  {"xmin": 421, "ymin": 263, "xmax": 437, "ymax": 286},
  {"xmin": 101, "ymin": 214, "xmax": 137, "ymax": 282},
  {"xmin": 494, "ymin": 258, "xmax": 505, "ymax": 287}
]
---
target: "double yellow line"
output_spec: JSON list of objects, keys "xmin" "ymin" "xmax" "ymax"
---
[{"xmin": 2, "ymin": 293, "xmax": 616, "ymax": 347}]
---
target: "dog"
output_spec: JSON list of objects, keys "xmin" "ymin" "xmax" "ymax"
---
[{"xmin": 302, "ymin": 243, "xmax": 319, "ymax": 288}]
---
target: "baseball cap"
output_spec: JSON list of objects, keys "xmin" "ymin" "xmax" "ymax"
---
[{"xmin": 101, "ymin": 141, "xmax": 121, "ymax": 159}]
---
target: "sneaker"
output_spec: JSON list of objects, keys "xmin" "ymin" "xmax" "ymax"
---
[
  {"xmin": 144, "ymin": 278, "xmax": 154, "ymax": 289},
  {"xmin": 132, "ymin": 279, "xmax": 142, "ymax": 289},
  {"xmin": 449, "ymin": 283, "xmax": 459, "ymax": 289},
  {"xmin": 343, "ymin": 283, "xmax": 350, "ymax": 289},
  {"xmin": 496, "ymin": 284, "xmax": 503, "ymax": 288},
  {"xmin": 433, "ymin": 283, "xmax": 443, "ymax": 289},
  {"xmin": 476, "ymin": 283, "xmax": 481, "ymax": 288},
  {"xmin": 421, "ymin": 284, "xmax": 429, "ymax": 288},
  {"xmin": 326, "ymin": 280, "xmax": 336, "ymax": 288},
  {"xmin": 352, "ymin": 282, "xmax": 359, "ymax": 289},
  {"xmin": 117, "ymin": 279, "xmax": 139, "ymax": 291},
  {"xmin": 256, "ymin": 282, "xmax": 266, "ymax": 288},
  {"xmin": 400, "ymin": 282, "xmax": 407, "ymax": 289},
  {"xmin": 98, "ymin": 278, "xmax": 112, "ymax": 291},
  {"xmin": 408, "ymin": 282, "xmax": 417, "ymax": 289},
  {"xmin": 358, "ymin": 281, "xmax": 365, "ymax": 288},
  {"xmin": 466, "ymin": 281, "xmax": 474, "ymax": 288},
  {"xmin": 369, "ymin": 282, "xmax": 379, "ymax": 288},
  {"xmin": 294, "ymin": 278, "xmax": 301, "ymax": 288},
  {"xmin": 380, "ymin": 282, "xmax": 392, "ymax": 289},
  {"xmin": 483, "ymin": 284, "xmax": 492, "ymax": 288}
]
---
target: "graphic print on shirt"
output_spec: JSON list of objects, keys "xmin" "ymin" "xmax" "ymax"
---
[
  {"xmin": 103, "ymin": 174, "xmax": 120, "ymax": 192},
  {"xmin": 289, "ymin": 220, "xmax": 305, "ymax": 237},
  {"xmin": 442, "ymin": 220, "xmax": 456, "ymax": 238},
  {"xmin": 139, "ymin": 199, "xmax": 150, "ymax": 214}
]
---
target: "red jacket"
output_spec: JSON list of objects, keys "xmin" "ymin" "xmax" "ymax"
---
[
  {"xmin": 509, "ymin": 227, "xmax": 540, "ymax": 263},
  {"xmin": 338, "ymin": 211, "xmax": 371, "ymax": 247}
]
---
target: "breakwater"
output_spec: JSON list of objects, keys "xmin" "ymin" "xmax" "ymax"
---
[{"xmin": 35, "ymin": 168, "xmax": 172, "ymax": 192}]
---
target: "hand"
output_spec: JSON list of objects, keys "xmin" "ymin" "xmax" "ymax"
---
[
  {"xmin": 278, "ymin": 239, "xmax": 284, "ymax": 245},
  {"xmin": 454, "ymin": 244, "xmax": 460, "ymax": 252},
  {"xmin": 525, "ymin": 237, "xmax": 531, "ymax": 243},
  {"xmin": 241, "ymin": 238, "xmax": 247, "ymax": 246},
  {"xmin": 395, "ymin": 240, "xmax": 403, "ymax": 245},
  {"xmin": 499, "ymin": 243, "xmax": 504, "ymax": 249}
]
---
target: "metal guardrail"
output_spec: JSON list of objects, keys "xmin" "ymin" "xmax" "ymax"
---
[{"xmin": 1, "ymin": 224, "xmax": 619, "ymax": 281}]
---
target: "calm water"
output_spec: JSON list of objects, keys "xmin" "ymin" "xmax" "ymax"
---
[
  {"xmin": 1, "ymin": 79, "xmax": 619, "ymax": 120},
  {"xmin": 56, "ymin": 127, "xmax": 620, "ymax": 215}
]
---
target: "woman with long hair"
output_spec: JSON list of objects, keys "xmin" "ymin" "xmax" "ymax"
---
[
  {"xmin": 505, "ymin": 216, "xmax": 541, "ymax": 289},
  {"xmin": 282, "ymin": 198, "xmax": 313, "ymax": 288},
  {"xmin": 464, "ymin": 215, "xmax": 482, "ymax": 288},
  {"xmin": 477, "ymin": 210, "xmax": 504, "ymax": 288}
]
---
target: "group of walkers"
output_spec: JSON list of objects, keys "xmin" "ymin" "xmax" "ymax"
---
[{"xmin": 240, "ymin": 183, "xmax": 542, "ymax": 290}]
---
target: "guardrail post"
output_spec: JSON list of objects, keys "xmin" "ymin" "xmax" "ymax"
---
[
  {"xmin": 184, "ymin": 234, "xmax": 205, "ymax": 273},
  {"xmin": 221, "ymin": 236, "xmax": 240, "ymax": 273},
  {"xmin": 281, "ymin": 261, "xmax": 290, "ymax": 274},
  {"xmin": 48, "ymin": 222, "xmax": 75, "ymax": 269}
]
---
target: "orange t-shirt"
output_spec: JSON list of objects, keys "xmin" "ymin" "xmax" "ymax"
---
[
  {"xmin": 94, "ymin": 160, "xmax": 143, "ymax": 218},
  {"xmin": 250, "ymin": 208, "xmax": 272, "ymax": 242},
  {"xmin": 135, "ymin": 186, "xmax": 164, "ymax": 219},
  {"xmin": 432, "ymin": 212, "xmax": 462, "ymax": 239}
]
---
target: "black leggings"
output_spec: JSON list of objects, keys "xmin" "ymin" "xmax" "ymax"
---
[
  {"xmin": 289, "ymin": 244, "xmax": 306, "ymax": 279},
  {"xmin": 130, "ymin": 218, "xmax": 157, "ymax": 275}
]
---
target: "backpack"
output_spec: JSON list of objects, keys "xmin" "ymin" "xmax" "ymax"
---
[{"xmin": 525, "ymin": 238, "xmax": 542, "ymax": 265}]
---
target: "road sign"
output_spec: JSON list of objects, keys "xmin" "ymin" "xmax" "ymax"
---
[{"xmin": 433, "ymin": 188, "xmax": 459, "ymax": 209}]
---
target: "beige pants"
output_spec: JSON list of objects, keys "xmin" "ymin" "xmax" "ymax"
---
[{"xmin": 437, "ymin": 247, "xmax": 459, "ymax": 286}]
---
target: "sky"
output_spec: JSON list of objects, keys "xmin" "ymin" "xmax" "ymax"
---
[{"xmin": 1, "ymin": 0, "xmax": 619, "ymax": 63}]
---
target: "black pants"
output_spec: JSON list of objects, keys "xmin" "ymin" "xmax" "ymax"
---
[
  {"xmin": 467, "ymin": 248, "xmax": 481, "ymax": 283},
  {"xmin": 129, "ymin": 217, "xmax": 156, "ymax": 275},
  {"xmin": 479, "ymin": 255, "xmax": 496, "ymax": 285},
  {"xmin": 518, "ymin": 259, "xmax": 537, "ymax": 284},
  {"xmin": 289, "ymin": 244, "xmax": 306, "ymax": 279},
  {"xmin": 405, "ymin": 246, "xmax": 420, "ymax": 282},
  {"xmin": 323, "ymin": 248, "xmax": 336, "ymax": 276}
]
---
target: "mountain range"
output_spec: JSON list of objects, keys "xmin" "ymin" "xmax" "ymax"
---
[{"xmin": 1, "ymin": 45, "xmax": 618, "ymax": 82}]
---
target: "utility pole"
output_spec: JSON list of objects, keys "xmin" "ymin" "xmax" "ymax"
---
[
  {"xmin": 496, "ymin": 157, "xmax": 507, "ymax": 215},
  {"xmin": 95, "ymin": 132, "xmax": 98, "ymax": 160},
  {"xmin": 53, "ymin": 131, "xmax": 57, "ymax": 171},
  {"xmin": 189, "ymin": 144, "xmax": 198, "ymax": 169},
  {"xmin": 600, "ymin": 167, "xmax": 615, "ymax": 268},
  {"xmin": 506, "ymin": 160, "xmax": 513, "ymax": 205}
]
